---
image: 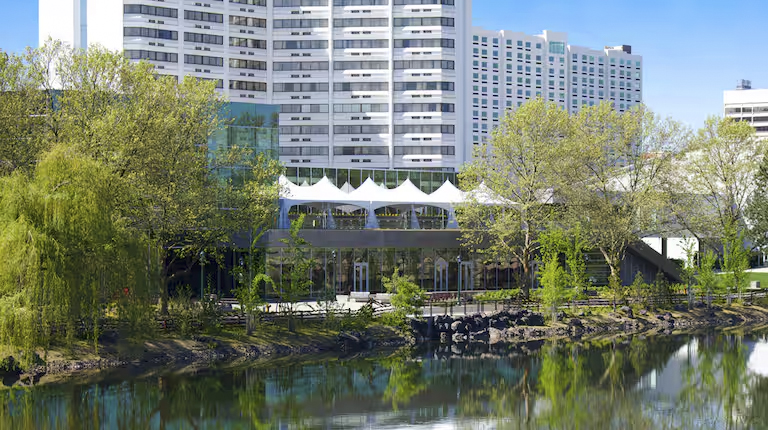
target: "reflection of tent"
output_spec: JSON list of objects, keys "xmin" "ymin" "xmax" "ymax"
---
[
  {"xmin": 748, "ymin": 342, "xmax": 768, "ymax": 377},
  {"xmin": 278, "ymin": 175, "xmax": 515, "ymax": 229}
]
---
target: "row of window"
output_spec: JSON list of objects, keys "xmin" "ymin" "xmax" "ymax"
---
[
  {"xmin": 125, "ymin": 0, "xmax": 453, "ymax": 10},
  {"xmin": 232, "ymin": 0, "xmax": 267, "ymax": 5},
  {"xmin": 395, "ymin": 38, "xmax": 455, "ymax": 48},
  {"xmin": 274, "ymin": 40, "xmax": 328, "ymax": 49},
  {"xmin": 334, "ymin": 82, "xmax": 389, "ymax": 91},
  {"xmin": 393, "ymin": 17, "xmax": 454, "ymax": 27},
  {"xmin": 280, "ymin": 104, "xmax": 330, "ymax": 113},
  {"xmin": 271, "ymin": 60, "xmax": 456, "ymax": 71},
  {"xmin": 185, "ymin": 54, "xmax": 223, "ymax": 67},
  {"xmin": 277, "ymin": 0, "xmax": 327, "ymax": 6},
  {"xmin": 394, "ymin": 145, "xmax": 455, "ymax": 155},
  {"xmin": 334, "ymin": 146, "xmax": 387, "ymax": 155},
  {"xmin": 125, "ymin": 50, "xmax": 178, "ymax": 63},
  {"xmin": 335, "ymin": 125, "xmax": 389, "ymax": 134},
  {"xmin": 280, "ymin": 146, "xmax": 329, "ymax": 156},
  {"xmin": 230, "ymin": 58, "xmax": 267, "ymax": 70},
  {"xmin": 271, "ymin": 60, "xmax": 457, "ymax": 71},
  {"xmin": 231, "ymin": 16, "xmax": 267, "ymax": 27},
  {"xmin": 124, "ymin": 4, "xmax": 177, "ymax": 18},
  {"xmin": 278, "ymin": 144, "xmax": 457, "ymax": 157},
  {"xmin": 278, "ymin": 103, "xmax": 455, "ymax": 113},
  {"xmin": 274, "ymin": 82, "xmax": 329, "ymax": 92},
  {"xmin": 124, "ymin": 27, "xmax": 178, "ymax": 40},
  {"xmin": 279, "ymin": 125, "xmax": 455, "ymax": 134},
  {"xmin": 274, "ymin": 61, "xmax": 329, "ymax": 71},
  {"xmin": 394, "ymin": 81, "xmax": 454, "ymax": 91},
  {"xmin": 230, "ymin": 37, "xmax": 267, "ymax": 49},
  {"xmin": 230, "ymin": 80, "xmax": 267, "ymax": 91}
]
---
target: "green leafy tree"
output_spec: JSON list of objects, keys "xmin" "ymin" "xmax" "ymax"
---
[
  {"xmin": 697, "ymin": 250, "xmax": 720, "ymax": 308},
  {"xmin": 671, "ymin": 116, "xmax": 764, "ymax": 253},
  {"xmin": 722, "ymin": 219, "xmax": 750, "ymax": 304},
  {"xmin": 0, "ymin": 49, "xmax": 52, "ymax": 175},
  {"xmin": 563, "ymin": 224, "xmax": 591, "ymax": 307},
  {"xmin": 680, "ymin": 238, "xmax": 698, "ymax": 308},
  {"xmin": 382, "ymin": 268, "xmax": 426, "ymax": 327},
  {"xmin": 236, "ymin": 274, "xmax": 271, "ymax": 336},
  {"xmin": 747, "ymin": 155, "xmax": 768, "ymax": 250},
  {"xmin": 0, "ymin": 146, "xmax": 148, "ymax": 363},
  {"xmin": 630, "ymin": 272, "xmax": 650, "ymax": 308},
  {"xmin": 12, "ymin": 41, "xmax": 281, "ymax": 314},
  {"xmin": 537, "ymin": 228, "xmax": 570, "ymax": 321},
  {"xmin": 560, "ymin": 103, "xmax": 686, "ymax": 309},
  {"xmin": 458, "ymin": 98, "xmax": 568, "ymax": 298},
  {"xmin": 275, "ymin": 215, "xmax": 314, "ymax": 332}
]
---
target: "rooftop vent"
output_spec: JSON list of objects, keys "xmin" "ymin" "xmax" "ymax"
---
[{"xmin": 737, "ymin": 79, "xmax": 752, "ymax": 90}]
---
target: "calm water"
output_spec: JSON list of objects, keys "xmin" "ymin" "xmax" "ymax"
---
[{"xmin": 2, "ymin": 331, "xmax": 768, "ymax": 429}]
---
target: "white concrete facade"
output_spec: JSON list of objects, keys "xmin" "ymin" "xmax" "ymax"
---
[
  {"xmin": 39, "ymin": 0, "xmax": 471, "ymax": 171},
  {"xmin": 470, "ymin": 28, "xmax": 643, "ymax": 146},
  {"xmin": 724, "ymin": 85, "xmax": 768, "ymax": 140}
]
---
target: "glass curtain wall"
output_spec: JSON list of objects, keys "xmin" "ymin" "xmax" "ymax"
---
[{"xmin": 284, "ymin": 167, "xmax": 457, "ymax": 194}]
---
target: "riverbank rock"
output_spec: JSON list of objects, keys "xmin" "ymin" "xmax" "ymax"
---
[
  {"xmin": 452, "ymin": 333, "xmax": 468, "ymax": 343},
  {"xmin": 488, "ymin": 327, "xmax": 504, "ymax": 344},
  {"xmin": 620, "ymin": 306, "xmax": 634, "ymax": 318}
]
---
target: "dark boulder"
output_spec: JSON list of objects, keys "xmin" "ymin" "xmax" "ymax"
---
[{"xmin": 620, "ymin": 306, "xmax": 634, "ymax": 318}]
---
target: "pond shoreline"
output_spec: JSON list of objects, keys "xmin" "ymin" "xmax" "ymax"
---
[
  {"xmin": 412, "ymin": 304, "xmax": 768, "ymax": 345},
  {"xmin": 9, "ymin": 304, "xmax": 768, "ymax": 386}
]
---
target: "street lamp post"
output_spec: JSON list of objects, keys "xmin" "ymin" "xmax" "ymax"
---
[
  {"xmin": 199, "ymin": 251, "xmax": 205, "ymax": 300},
  {"xmin": 332, "ymin": 250, "xmax": 337, "ymax": 296},
  {"xmin": 239, "ymin": 256, "xmax": 244, "ymax": 294}
]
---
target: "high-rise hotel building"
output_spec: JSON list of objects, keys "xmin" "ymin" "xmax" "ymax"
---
[
  {"xmin": 39, "ymin": 0, "xmax": 472, "ymax": 171},
  {"xmin": 470, "ymin": 28, "xmax": 643, "ymax": 145}
]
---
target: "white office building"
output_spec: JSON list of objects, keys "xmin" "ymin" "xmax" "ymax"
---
[
  {"xmin": 470, "ymin": 28, "xmax": 643, "ymax": 145},
  {"xmin": 724, "ymin": 80, "xmax": 768, "ymax": 140},
  {"xmin": 39, "ymin": 0, "xmax": 472, "ymax": 171}
]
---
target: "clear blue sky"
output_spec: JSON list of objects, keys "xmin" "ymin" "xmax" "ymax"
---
[{"xmin": 1, "ymin": 0, "xmax": 764, "ymax": 128}]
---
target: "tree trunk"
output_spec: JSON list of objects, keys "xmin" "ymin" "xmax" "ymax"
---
[
  {"xmin": 520, "ymin": 261, "xmax": 531, "ymax": 299},
  {"xmin": 608, "ymin": 262, "xmax": 622, "ymax": 311}
]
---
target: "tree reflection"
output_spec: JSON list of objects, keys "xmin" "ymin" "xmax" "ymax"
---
[
  {"xmin": 382, "ymin": 350, "xmax": 427, "ymax": 411},
  {"xmin": 0, "ymin": 332, "xmax": 767, "ymax": 429}
]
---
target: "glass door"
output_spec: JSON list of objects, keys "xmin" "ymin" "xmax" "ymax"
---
[
  {"xmin": 353, "ymin": 262, "xmax": 369, "ymax": 293},
  {"xmin": 434, "ymin": 260, "xmax": 449, "ymax": 292},
  {"xmin": 460, "ymin": 261, "xmax": 474, "ymax": 292}
]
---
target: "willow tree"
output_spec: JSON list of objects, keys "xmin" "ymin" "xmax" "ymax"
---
[
  {"xmin": 0, "ymin": 48, "xmax": 54, "ymax": 175},
  {"xmin": 559, "ymin": 103, "xmax": 686, "ymax": 306},
  {"xmin": 0, "ymin": 146, "xmax": 147, "ymax": 363},
  {"xmin": 458, "ymin": 98, "xmax": 569, "ymax": 297},
  {"xmin": 21, "ymin": 41, "xmax": 281, "ymax": 313}
]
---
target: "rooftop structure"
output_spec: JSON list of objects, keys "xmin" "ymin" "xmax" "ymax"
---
[{"xmin": 724, "ymin": 80, "xmax": 768, "ymax": 139}]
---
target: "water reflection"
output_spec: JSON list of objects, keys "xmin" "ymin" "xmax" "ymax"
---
[{"xmin": 1, "ymin": 331, "xmax": 768, "ymax": 429}]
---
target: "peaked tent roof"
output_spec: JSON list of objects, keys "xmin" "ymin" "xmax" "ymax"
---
[
  {"xmin": 339, "ymin": 182, "xmax": 356, "ymax": 193},
  {"xmin": 429, "ymin": 180, "xmax": 465, "ymax": 205}
]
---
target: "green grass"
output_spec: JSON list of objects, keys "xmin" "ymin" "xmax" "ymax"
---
[
  {"xmin": 716, "ymin": 270, "xmax": 768, "ymax": 287},
  {"xmin": 745, "ymin": 271, "xmax": 768, "ymax": 287}
]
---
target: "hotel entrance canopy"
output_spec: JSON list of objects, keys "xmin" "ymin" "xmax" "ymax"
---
[{"xmin": 277, "ymin": 175, "xmax": 511, "ymax": 229}]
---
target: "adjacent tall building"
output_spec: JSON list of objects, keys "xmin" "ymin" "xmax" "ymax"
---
[
  {"xmin": 470, "ymin": 28, "xmax": 643, "ymax": 145},
  {"xmin": 724, "ymin": 80, "xmax": 768, "ymax": 140},
  {"xmin": 39, "ymin": 0, "xmax": 472, "ymax": 171}
]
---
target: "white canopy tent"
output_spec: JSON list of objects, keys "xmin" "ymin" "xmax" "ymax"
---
[{"xmin": 277, "ymin": 175, "xmax": 514, "ymax": 229}]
